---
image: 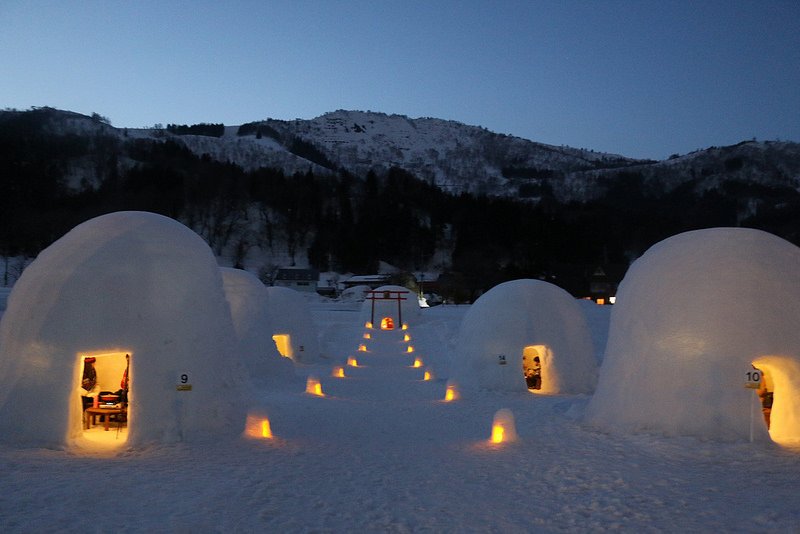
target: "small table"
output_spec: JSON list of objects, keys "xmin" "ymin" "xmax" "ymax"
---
[{"xmin": 84, "ymin": 406, "xmax": 126, "ymax": 431}]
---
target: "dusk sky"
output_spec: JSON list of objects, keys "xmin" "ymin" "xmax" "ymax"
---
[{"xmin": 2, "ymin": 0, "xmax": 799, "ymax": 160}]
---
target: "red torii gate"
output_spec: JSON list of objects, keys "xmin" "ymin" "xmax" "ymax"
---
[{"xmin": 365, "ymin": 289, "xmax": 409, "ymax": 329}]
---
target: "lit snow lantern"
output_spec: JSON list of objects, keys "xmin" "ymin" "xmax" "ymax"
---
[
  {"xmin": 332, "ymin": 366, "xmax": 345, "ymax": 378},
  {"xmin": 305, "ymin": 376, "xmax": 324, "ymax": 397},
  {"xmin": 490, "ymin": 408, "xmax": 518, "ymax": 444},
  {"xmin": 347, "ymin": 356, "xmax": 359, "ymax": 367},
  {"xmin": 444, "ymin": 381, "xmax": 459, "ymax": 401},
  {"xmin": 243, "ymin": 412, "xmax": 274, "ymax": 439}
]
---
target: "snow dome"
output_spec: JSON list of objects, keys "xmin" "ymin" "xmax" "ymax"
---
[
  {"xmin": 359, "ymin": 285, "xmax": 421, "ymax": 330},
  {"xmin": 263, "ymin": 286, "xmax": 323, "ymax": 365},
  {"xmin": 449, "ymin": 279, "xmax": 597, "ymax": 394},
  {"xmin": 220, "ymin": 268, "xmax": 297, "ymax": 388},
  {"xmin": 585, "ymin": 228, "xmax": 800, "ymax": 443},
  {"xmin": 0, "ymin": 211, "xmax": 248, "ymax": 449}
]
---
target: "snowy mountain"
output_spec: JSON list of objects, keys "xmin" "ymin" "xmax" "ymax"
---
[{"xmin": 9, "ymin": 107, "xmax": 800, "ymax": 204}]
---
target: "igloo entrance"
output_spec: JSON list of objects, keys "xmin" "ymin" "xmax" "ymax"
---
[
  {"xmin": 272, "ymin": 334, "xmax": 293, "ymax": 359},
  {"xmin": 77, "ymin": 351, "xmax": 130, "ymax": 447},
  {"xmin": 522, "ymin": 345, "xmax": 548, "ymax": 392},
  {"xmin": 751, "ymin": 356, "xmax": 800, "ymax": 444}
]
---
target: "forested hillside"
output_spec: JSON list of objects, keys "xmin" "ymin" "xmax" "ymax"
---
[{"xmin": 2, "ymin": 107, "xmax": 799, "ymax": 300}]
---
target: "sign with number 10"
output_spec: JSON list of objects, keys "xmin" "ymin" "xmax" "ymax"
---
[{"xmin": 744, "ymin": 369, "xmax": 761, "ymax": 389}]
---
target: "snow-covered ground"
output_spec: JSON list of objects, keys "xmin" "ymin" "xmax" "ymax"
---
[{"xmin": 1, "ymin": 301, "xmax": 800, "ymax": 532}]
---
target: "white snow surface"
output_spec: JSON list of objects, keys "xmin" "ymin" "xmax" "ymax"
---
[
  {"xmin": 586, "ymin": 228, "xmax": 800, "ymax": 443},
  {"xmin": 2, "ymin": 295, "xmax": 800, "ymax": 530},
  {"xmin": 450, "ymin": 279, "xmax": 597, "ymax": 395},
  {"xmin": 3, "ymin": 224, "xmax": 800, "ymax": 530}
]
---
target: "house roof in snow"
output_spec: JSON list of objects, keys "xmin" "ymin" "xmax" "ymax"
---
[{"xmin": 276, "ymin": 268, "xmax": 319, "ymax": 282}]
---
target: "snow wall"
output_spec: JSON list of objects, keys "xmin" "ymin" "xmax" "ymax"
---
[
  {"xmin": 263, "ymin": 286, "xmax": 323, "ymax": 364},
  {"xmin": 450, "ymin": 279, "xmax": 597, "ymax": 394},
  {"xmin": 221, "ymin": 268, "xmax": 297, "ymax": 388},
  {"xmin": 359, "ymin": 285, "xmax": 421, "ymax": 328},
  {"xmin": 585, "ymin": 228, "xmax": 800, "ymax": 442},
  {"xmin": 0, "ymin": 211, "xmax": 249, "ymax": 448}
]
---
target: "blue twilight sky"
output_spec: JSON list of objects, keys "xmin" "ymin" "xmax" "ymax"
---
[{"xmin": 1, "ymin": 0, "xmax": 799, "ymax": 160}]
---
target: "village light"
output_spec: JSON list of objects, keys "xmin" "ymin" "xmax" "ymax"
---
[
  {"xmin": 358, "ymin": 344, "xmax": 367, "ymax": 352},
  {"xmin": 403, "ymin": 334, "xmax": 411, "ymax": 342},
  {"xmin": 363, "ymin": 332, "xmax": 371, "ymax": 339},
  {"xmin": 490, "ymin": 408, "xmax": 518, "ymax": 444},
  {"xmin": 347, "ymin": 356, "xmax": 359, "ymax": 367},
  {"xmin": 365, "ymin": 321, "xmax": 373, "ymax": 329},
  {"xmin": 402, "ymin": 324, "xmax": 408, "ymax": 330},
  {"xmin": 332, "ymin": 366, "xmax": 345, "ymax": 378},
  {"xmin": 423, "ymin": 368, "xmax": 434, "ymax": 381},
  {"xmin": 406, "ymin": 345, "xmax": 414, "ymax": 353},
  {"xmin": 412, "ymin": 357, "xmax": 423, "ymax": 368},
  {"xmin": 305, "ymin": 376, "xmax": 324, "ymax": 397}
]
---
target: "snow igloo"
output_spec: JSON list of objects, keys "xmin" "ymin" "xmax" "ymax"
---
[
  {"xmin": 449, "ymin": 279, "xmax": 597, "ymax": 394},
  {"xmin": 221, "ymin": 268, "xmax": 298, "ymax": 388},
  {"xmin": 263, "ymin": 286, "xmax": 323, "ymax": 365},
  {"xmin": 585, "ymin": 228, "xmax": 800, "ymax": 443},
  {"xmin": 359, "ymin": 285, "xmax": 421, "ymax": 331},
  {"xmin": 0, "ymin": 211, "xmax": 248, "ymax": 450}
]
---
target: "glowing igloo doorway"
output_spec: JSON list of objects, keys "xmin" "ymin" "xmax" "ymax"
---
[
  {"xmin": 751, "ymin": 356, "xmax": 800, "ymax": 444},
  {"xmin": 77, "ymin": 351, "xmax": 130, "ymax": 448},
  {"xmin": 522, "ymin": 345, "xmax": 550, "ymax": 392},
  {"xmin": 272, "ymin": 334, "xmax": 293, "ymax": 359}
]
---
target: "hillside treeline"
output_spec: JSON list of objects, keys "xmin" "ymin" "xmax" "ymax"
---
[{"xmin": 2, "ymin": 108, "xmax": 799, "ymax": 299}]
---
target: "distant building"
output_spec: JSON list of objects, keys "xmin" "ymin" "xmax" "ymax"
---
[
  {"xmin": 274, "ymin": 268, "xmax": 319, "ymax": 293},
  {"xmin": 341, "ymin": 274, "xmax": 391, "ymax": 290}
]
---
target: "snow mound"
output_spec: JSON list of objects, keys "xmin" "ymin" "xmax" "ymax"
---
[
  {"xmin": 449, "ymin": 279, "xmax": 596, "ymax": 394},
  {"xmin": 263, "ymin": 286, "xmax": 324, "ymax": 364},
  {"xmin": 0, "ymin": 211, "xmax": 248, "ymax": 448},
  {"xmin": 586, "ymin": 227, "xmax": 800, "ymax": 442},
  {"xmin": 221, "ymin": 268, "xmax": 297, "ymax": 388}
]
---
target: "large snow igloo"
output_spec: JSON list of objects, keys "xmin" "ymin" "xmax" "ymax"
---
[
  {"xmin": 585, "ymin": 228, "xmax": 800, "ymax": 443},
  {"xmin": 0, "ymin": 211, "xmax": 248, "ymax": 449},
  {"xmin": 449, "ymin": 279, "xmax": 597, "ymax": 394}
]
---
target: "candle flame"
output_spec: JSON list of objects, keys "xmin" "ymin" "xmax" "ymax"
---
[
  {"xmin": 491, "ymin": 423, "xmax": 505, "ymax": 443},
  {"xmin": 261, "ymin": 419, "xmax": 273, "ymax": 438}
]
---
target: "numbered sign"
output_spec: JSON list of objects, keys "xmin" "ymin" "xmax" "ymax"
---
[
  {"xmin": 497, "ymin": 354, "xmax": 507, "ymax": 365},
  {"xmin": 744, "ymin": 369, "xmax": 761, "ymax": 389},
  {"xmin": 177, "ymin": 373, "xmax": 192, "ymax": 391}
]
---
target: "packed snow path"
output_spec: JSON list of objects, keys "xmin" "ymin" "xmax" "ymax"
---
[{"xmin": 2, "ymin": 323, "xmax": 800, "ymax": 531}]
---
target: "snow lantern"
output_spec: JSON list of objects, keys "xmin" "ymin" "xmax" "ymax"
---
[
  {"xmin": 450, "ymin": 279, "xmax": 597, "ymax": 394},
  {"xmin": 262, "ymin": 286, "xmax": 323, "ymax": 365},
  {"xmin": 490, "ymin": 408, "xmax": 518, "ymax": 444},
  {"xmin": 359, "ymin": 285, "xmax": 420, "ymax": 331},
  {"xmin": 221, "ymin": 268, "xmax": 297, "ymax": 389},
  {"xmin": 0, "ymin": 211, "xmax": 248, "ymax": 449},
  {"xmin": 585, "ymin": 228, "xmax": 800, "ymax": 443}
]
